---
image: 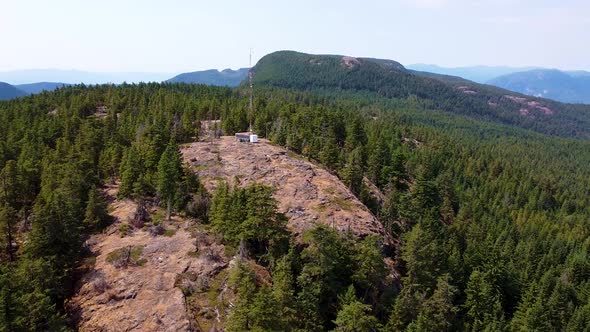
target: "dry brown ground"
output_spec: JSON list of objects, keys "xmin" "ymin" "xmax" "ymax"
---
[
  {"xmin": 181, "ymin": 136, "xmax": 393, "ymax": 245},
  {"xmin": 69, "ymin": 186, "xmax": 229, "ymax": 332}
]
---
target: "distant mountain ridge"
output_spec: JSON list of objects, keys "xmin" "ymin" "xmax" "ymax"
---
[
  {"xmin": 407, "ymin": 64, "xmax": 590, "ymax": 104},
  {"xmin": 0, "ymin": 68, "xmax": 251, "ymax": 101},
  {"xmin": 0, "ymin": 82, "xmax": 27, "ymax": 100},
  {"xmin": 0, "ymin": 69, "xmax": 173, "ymax": 85},
  {"xmin": 251, "ymin": 50, "xmax": 590, "ymax": 139},
  {"xmin": 407, "ymin": 64, "xmax": 538, "ymax": 83},
  {"xmin": 488, "ymin": 69, "xmax": 590, "ymax": 104},
  {"xmin": 16, "ymin": 82, "xmax": 71, "ymax": 95},
  {"xmin": 166, "ymin": 68, "xmax": 249, "ymax": 86},
  {"xmin": 0, "ymin": 81, "xmax": 73, "ymax": 100}
]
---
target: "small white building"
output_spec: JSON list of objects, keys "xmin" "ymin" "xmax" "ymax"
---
[{"xmin": 235, "ymin": 131, "xmax": 258, "ymax": 143}]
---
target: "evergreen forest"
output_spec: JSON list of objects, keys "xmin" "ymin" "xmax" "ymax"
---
[{"xmin": 0, "ymin": 62, "xmax": 589, "ymax": 332}]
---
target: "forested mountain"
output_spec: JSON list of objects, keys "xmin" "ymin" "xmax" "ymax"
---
[
  {"xmin": 16, "ymin": 82, "xmax": 71, "ymax": 95},
  {"xmin": 166, "ymin": 68, "xmax": 249, "ymax": 86},
  {"xmin": 0, "ymin": 82, "xmax": 26, "ymax": 100},
  {"xmin": 1, "ymin": 53, "xmax": 589, "ymax": 330},
  {"xmin": 489, "ymin": 69, "xmax": 590, "ymax": 104},
  {"xmin": 252, "ymin": 51, "xmax": 590, "ymax": 139}
]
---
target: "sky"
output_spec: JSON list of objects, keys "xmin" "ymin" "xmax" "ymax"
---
[{"xmin": 1, "ymin": 0, "xmax": 589, "ymax": 73}]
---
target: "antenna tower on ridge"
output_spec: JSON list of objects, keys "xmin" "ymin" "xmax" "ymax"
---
[{"xmin": 249, "ymin": 49, "xmax": 253, "ymax": 132}]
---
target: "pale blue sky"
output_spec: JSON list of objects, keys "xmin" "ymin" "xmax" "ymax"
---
[{"xmin": 1, "ymin": 0, "xmax": 589, "ymax": 72}]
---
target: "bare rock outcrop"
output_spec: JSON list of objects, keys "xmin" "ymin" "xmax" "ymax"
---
[
  {"xmin": 181, "ymin": 137, "xmax": 394, "ymax": 246},
  {"xmin": 70, "ymin": 192, "xmax": 229, "ymax": 331},
  {"xmin": 71, "ymin": 138, "xmax": 396, "ymax": 331}
]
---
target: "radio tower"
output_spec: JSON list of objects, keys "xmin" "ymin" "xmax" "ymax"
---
[{"xmin": 248, "ymin": 49, "xmax": 253, "ymax": 133}]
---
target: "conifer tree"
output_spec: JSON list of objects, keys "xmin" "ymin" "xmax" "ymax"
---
[
  {"xmin": 118, "ymin": 146, "xmax": 141, "ymax": 198},
  {"xmin": 271, "ymin": 253, "xmax": 298, "ymax": 329},
  {"xmin": 83, "ymin": 186, "xmax": 109, "ymax": 230},
  {"xmin": 333, "ymin": 285, "xmax": 381, "ymax": 332},
  {"xmin": 352, "ymin": 235, "xmax": 387, "ymax": 304},
  {"xmin": 413, "ymin": 274, "xmax": 458, "ymax": 332},
  {"xmin": 464, "ymin": 270, "xmax": 505, "ymax": 331},
  {"xmin": 157, "ymin": 141, "xmax": 183, "ymax": 220},
  {"xmin": 226, "ymin": 260, "xmax": 257, "ymax": 331},
  {"xmin": 297, "ymin": 225, "xmax": 354, "ymax": 330},
  {"xmin": 401, "ymin": 222, "xmax": 446, "ymax": 293},
  {"xmin": 0, "ymin": 160, "xmax": 20, "ymax": 209},
  {"xmin": 341, "ymin": 148, "xmax": 364, "ymax": 196},
  {"xmin": 0, "ymin": 206, "xmax": 17, "ymax": 261}
]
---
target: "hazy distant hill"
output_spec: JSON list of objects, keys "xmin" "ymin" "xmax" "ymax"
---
[
  {"xmin": 0, "ymin": 69, "xmax": 172, "ymax": 85},
  {"xmin": 488, "ymin": 69, "xmax": 590, "ymax": 104},
  {"xmin": 0, "ymin": 82, "xmax": 26, "ymax": 100},
  {"xmin": 407, "ymin": 64, "xmax": 537, "ymax": 83},
  {"xmin": 16, "ymin": 82, "xmax": 71, "ymax": 94},
  {"xmin": 166, "ymin": 68, "xmax": 249, "ymax": 86},
  {"xmin": 567, "ymin": 70, "xmax": 590, "ymax": 78},
  {"xmin": 252, "ymin": 51, "xmax": 590, "ymax": 138}
]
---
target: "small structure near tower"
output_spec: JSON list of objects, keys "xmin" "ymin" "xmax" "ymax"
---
[{"xmin": 234, "ymin": 131, "xmax": 258, "ymax": 143}]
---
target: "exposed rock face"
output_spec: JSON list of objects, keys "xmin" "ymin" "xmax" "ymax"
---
[
  {"xmin": 70, "ymin": 202, "xmax": 192, "ymax": 331},
  {"xmin": 181, "ymin": 137, "xmax": 394, "ymax": 246},
  {"xmin": 503, "ymin": 94, "xmax": 554, "ymax": 117},
  {"xmin": 341, "ymin": 56, "xmax": 361, "ymax": 69},
  {"xmin": 70, "ymin": 138, "xmax": 394, "ymax": 331},
  {"xmin": 69, "ymin": 192, "xmax": 229, "ymax": 331}
]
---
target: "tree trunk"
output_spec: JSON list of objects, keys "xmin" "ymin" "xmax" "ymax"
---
[
  {"xmin": 166, "ymin": 198, "xmax": 172, "ymax": 221},
  {"xmin": 6, "ymin": 225, "xmax": 13, "ymax": 261}
]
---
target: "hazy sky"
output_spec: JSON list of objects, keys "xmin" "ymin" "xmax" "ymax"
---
[{"xmin": 1, "ymin": 0, "xmax": 589, "ymax": 73}]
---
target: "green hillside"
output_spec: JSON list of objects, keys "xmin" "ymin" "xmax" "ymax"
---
[
  {"xmin": 166, "ymin": 68, "xmax": 249, "ymax": 86},
  {"xmin": 1, "ymin": 54, "xmax": 589, "ymax": 330},
  {"xmin": 252, "ymin": 51, "xmax": 590, "ymax": 139}
]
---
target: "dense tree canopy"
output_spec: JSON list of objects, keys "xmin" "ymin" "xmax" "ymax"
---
[{"xmin": 0, "ymin": 81, "xmax": 588, "ymax": 330}]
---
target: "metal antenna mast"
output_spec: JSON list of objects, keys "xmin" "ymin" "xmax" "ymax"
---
[{"xmin": 249, "ymin": 49, "xmax": 253, "ymax": 132}]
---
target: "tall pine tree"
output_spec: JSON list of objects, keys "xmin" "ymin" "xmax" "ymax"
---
[{"xmin": 157, "ymin": 141, "xmax": 183, "ymax": 220}]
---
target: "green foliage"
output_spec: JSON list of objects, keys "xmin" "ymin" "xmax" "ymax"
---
[
  {"xmin": 210, "ymin": 182, "xmax": 289, "ymax": 261},
  {"xmin": 333, "ymin": 286, "xmax": 381, "ymax": 332},
  {"xmin": 226, "ymin": 261, "xmax": 283, "ymax": 332},
  {"xmin": 412, "ymin": 275, "xmax": 458, "ymax": 332},
  {"xmin": 157, "ymin": 140, "xmax": 183, "ymax": 219},
  {"xmin": 83, "ymin": 186, "xmax": 110, "ymax": 230},
  {"xmin": 464, "ymin": 270, "xmax": 506, "ymax": 331},
  {"xmin": 270, "ymin": 253, "xmax": 298, "ymax": 329},
  {"xmin": 252, "ymin": 51, "xmax": 590, "ymax": 139},
  {"xmin": 0, "ymin": 74, "xmax": 589, "ymax": 330},
  {"xmin": 340, "ymin": 148, "xmax": 364, "ymax": 196},
  {"xmin": 0, "ymin": 206, "xmax": 17, "ymax": 261},
  {"xmin": 400, "ymin": 222, "xmax": 446, "ymax": 293},
  {"xmin": 297, "ymin": 225, "xmax": 354, "ymax": 330},
  {"xmin": 106, "ymin": 245, "xmax": 146, "ymax": 268},
  {"xmin": 352, "ymin": 236, "xmax": 387, "ymax": 304}
]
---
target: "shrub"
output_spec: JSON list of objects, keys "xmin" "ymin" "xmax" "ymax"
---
[{"xmin": 106, "ymin": 245, "xmax": 146, "ymax": 268}]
